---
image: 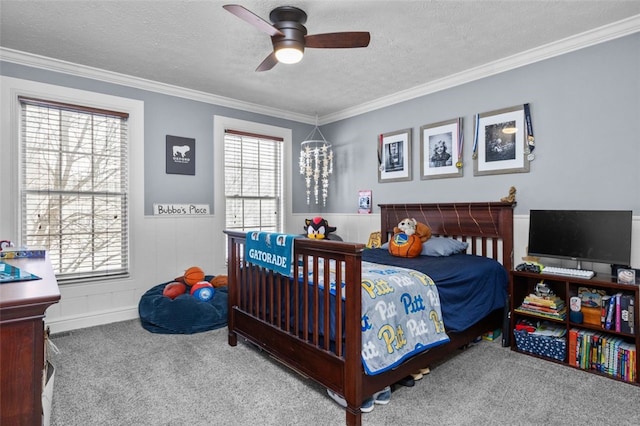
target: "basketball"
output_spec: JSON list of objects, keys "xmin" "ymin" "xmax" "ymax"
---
[
  {"xmin": 190, "ymin": 281, "xmax": 215, "ymax": 302},
  {"xmin": 162, "ymin": 281, "xmax": 187, "ymax": 299},
  {"xmin": 209, "ymin": 275, "xmax": 228, "ymax": 288},
  {"xmin": 184, "ymin": 266, "xmax": 205, "ymax": 286},
  {"xmin": 388, "ymin": 233, "xmax": 422, "ymax": 258}
]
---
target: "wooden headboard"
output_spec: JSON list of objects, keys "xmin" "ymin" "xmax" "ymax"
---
[{"xmin": 379, "ymin": 202, "xmax": 515, "ymax": 272}]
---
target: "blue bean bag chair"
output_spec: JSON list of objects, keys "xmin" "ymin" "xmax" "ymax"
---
[{"xmin": 138, "ymin": 275, "xmax": 228, "ymax": 334}]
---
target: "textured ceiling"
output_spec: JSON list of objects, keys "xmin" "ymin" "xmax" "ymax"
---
[{"xmin": 1, "ymin": 1, "xmax": 639, "ymax": 121}]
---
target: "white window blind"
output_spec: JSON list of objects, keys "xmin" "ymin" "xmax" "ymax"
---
[
  {"xmin": 224, "ymin": 129, "xmax": 283, "ymax": 233},
  {"xmin": 19, "ymin": 97, "xmax": 129, "ymax": 281}
]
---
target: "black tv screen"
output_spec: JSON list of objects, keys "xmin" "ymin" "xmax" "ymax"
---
[{"xmin": 528, "ymin": 210, "xmax": 632, "ymax": 266}]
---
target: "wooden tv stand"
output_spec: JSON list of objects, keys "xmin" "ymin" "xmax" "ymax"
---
[
  {"xmin": 510, "ymin": 270, "xmax": 639, "ymax": 385},
  {"xmin": 1, "ymin": 255, "xmax": 61, "ymax": 425}
]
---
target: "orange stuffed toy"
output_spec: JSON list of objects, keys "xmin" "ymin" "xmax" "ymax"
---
[{"xmin": 388, "ymin": 233, "xmax": 422, "ymax": 258}]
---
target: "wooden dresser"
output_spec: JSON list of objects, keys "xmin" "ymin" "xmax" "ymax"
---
[{"xmin": 1, "ymin": 255, "xmax": 60, "ymax": 425}]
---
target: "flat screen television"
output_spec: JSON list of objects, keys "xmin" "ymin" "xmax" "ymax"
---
[{"xmin": 527, "ymin": 210, "xmax": 632, "ymax": 268}]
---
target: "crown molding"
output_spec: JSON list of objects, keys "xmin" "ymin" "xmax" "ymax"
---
[
  {"xmin": 2, "ymin": 15, "xmax": 638, "ymax": 127},
  {"xmin": 320, "ymin": 14, "xmax": 640, "ymax": 125},
  {"xmin": 0, "ymin": 47, "xmax": 316, "ymax": 125}
]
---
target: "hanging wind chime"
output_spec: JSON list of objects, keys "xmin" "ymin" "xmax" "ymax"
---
[{"xmin": 299, "ymin": 119, "xmax": 333, "ymax": 206}]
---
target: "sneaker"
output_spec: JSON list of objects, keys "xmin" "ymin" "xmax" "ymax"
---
[
  {"xmin": 360, "ymin": 397, "xmax": 375, "ymax": 413},
  {"xmin": 373, "ymin": 386, "xmax": 391, "ymax": 405},
  {"xmin": 326, "ymin": 389, "xmax": 377, "ymax": 413},
  {"xmin": 410, "ymin": 372, "xmax": 423, "ymax": 380},
  {"xmin": 326, "ymin": 389, "xmax": 347, "ymax": 408},
  {"xmin": 396, "ymin": 376, "xmax": 415, "ymax": 387},
  {"xmin": 419, "ymin": 367, "xmax": 431, "ymax": 375}
]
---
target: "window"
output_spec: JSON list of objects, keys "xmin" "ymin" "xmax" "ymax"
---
[
  {"xmin": 19, "ymin": 97, "xmax": 129, "ymax": 281},
  {"xmin": 224, "ymin": 129, "xmax": 283, "ymax": 233}
]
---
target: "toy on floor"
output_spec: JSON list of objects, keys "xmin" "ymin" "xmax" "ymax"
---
[
  {"xmin": 209, "ymin": 275, "xmax": 228, "ymax": 288},
  {"xmin": 304, "ymin": 217, "xmax": 337, "ymax": 240},
  {"xmin": 191, "ymin": 281, "xmax": 215, "ymax": 301},
  {"xmin": 183, "ymin": 266, "xmax": 205, "ymax": 286},
  {"xmin": 162, "ymin": 281, "xmax": 187, "ymax": 299},
  {"xmin": 166, "ymin": 267, "xmax": 227, "ymax": 300},
  {"xmin": 139, "ymin": 275, "xmax": 229, "ymax": 334}
]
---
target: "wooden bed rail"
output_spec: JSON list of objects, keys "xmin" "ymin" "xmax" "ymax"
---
[{"xmin": 224, "ymin": 230, "xmax": 368, "ymax": 417}]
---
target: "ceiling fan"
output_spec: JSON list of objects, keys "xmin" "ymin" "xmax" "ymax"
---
[{"xmin": 223, "ymin": 4, "xmax": 371, "ymax": 72}]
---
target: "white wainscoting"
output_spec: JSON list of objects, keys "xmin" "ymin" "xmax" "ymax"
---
[
  {"xmin": 45, "ymin": 213, "xmax": 639, "ymax": 333},
  {"xmin": 45, "ymin": 215, "xmax": 225, "ymax": 333}
]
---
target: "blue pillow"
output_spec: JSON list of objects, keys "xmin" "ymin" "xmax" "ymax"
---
[{"xmin": 421, "ymin": 237, "xmax": 468, "ymax": 256}]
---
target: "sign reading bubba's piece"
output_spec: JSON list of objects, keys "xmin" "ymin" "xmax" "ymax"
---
[{"xmin": 245, "ymin": 232, "xmax": 296, "ymax": 277}]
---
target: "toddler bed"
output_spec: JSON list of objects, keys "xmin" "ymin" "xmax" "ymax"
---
[{"xmin": 224, "ymin": 201, "xmax": 514, "ymax": 426}]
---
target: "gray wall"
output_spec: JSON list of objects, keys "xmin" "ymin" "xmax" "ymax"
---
[
  {"xmin": 306, "ymin": 33, "xmax": 639, "ymax": 215},
  {"xmin": 2, "ymin": 32, "xmax": 638, "ymax": 217},
  {"xmin": 0, "ymin": 61, "xmax": 313, "ymax": 215}
]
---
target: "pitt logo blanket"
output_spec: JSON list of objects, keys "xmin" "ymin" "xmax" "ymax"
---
[
  {"xmin": 302, "ymin": 260, "xmax": 450, "ymax": 375},
  {"xmin": 245, "ymin": 232, "xmax": 296, "ymax": 277}
]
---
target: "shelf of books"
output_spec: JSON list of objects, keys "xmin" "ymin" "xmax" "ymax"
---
[{"xmin": 510, "ymin": 271, "xmax": 638, "ymax": 386}]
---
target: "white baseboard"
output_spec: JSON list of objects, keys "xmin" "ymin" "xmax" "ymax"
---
[{"xmin": 45, "ymin": 306, "xmax": 139, "ymax": 334}]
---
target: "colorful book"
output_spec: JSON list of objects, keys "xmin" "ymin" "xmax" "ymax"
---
[
  {"xmin": 569, "ymin": 328, "xmax": 579, "ymax": 367},
  {"xmin": 0, "ymin": 248, "xmax": 46, "ymax": 259},
  {"xmin": 601, "ymin": 295, "xmax": 611, "ymax": 327},
  {"xmin": 615, "ymin": 292, "xmax": 623, "ymax": 333},
  {"xmin": 0, "ymin": 262, "xmax": 41, "ymax": 283},
  {"xmin": 620, "ymin": 295, "xmax": 634, "ymax": 334},
  {"xmin": 605, "ymin": 295, "xmax": 616, "ymax": 330}
]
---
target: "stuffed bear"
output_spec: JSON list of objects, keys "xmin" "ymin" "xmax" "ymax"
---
[
  {"xmin": 393, "ymin": 218, "xmax": 431, "ymax": 242},
  {"xmin": 395, "ymin": 218, "xmax": 417, "ymax": 235},
  {"xmin": 304, "ymin": 217, "xmax": 337, "ymax": 240}
]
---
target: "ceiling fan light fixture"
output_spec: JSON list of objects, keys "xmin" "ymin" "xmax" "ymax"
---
[
  {"xmin": 224, "ymin": 5, "xmax": 370, "ymax": 72},
  {"xmin": 275, "ymin": 46, "xmax": 303, "ymax": 64}
]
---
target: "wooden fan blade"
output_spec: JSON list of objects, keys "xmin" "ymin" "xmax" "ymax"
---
[
  {"xmin": 223, "ymin": 4, "xmax": 284, "ymax": 37},
  {"xmin": 256, "ymin": 52, "xmax": 278, "ymax": 72},
  {"xmin": 305, "ymin": 32, "xmax": 370, "ymax": 49}
]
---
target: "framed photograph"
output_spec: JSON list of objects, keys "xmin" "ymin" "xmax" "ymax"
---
[
  {"xmin": 378, "ymin": 128, "xmax": 412, "ymax": 183},
  {"xmin": 358, "ymin": 189, "xmax": 372, "ymax": 214},
  {"xmin": 473, "ymin": 105, "xmax": 529, "ymax": 176},
  {"xmin": 420, "ymin": 118, "xmax": 463, "ymax": 180},
  {"xmin": 166, "ymin": 135, "xmax": 195, "ymax": 175}
]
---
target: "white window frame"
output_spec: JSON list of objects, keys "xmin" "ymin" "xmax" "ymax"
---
[
  {"xmin": 1, "ymin": 76, "xmax": 144, "ymax": 284},
  {"xmin": 213, "ymin": 116, "xmax": 292, "ymax": 262},
  {"xmin": 224, "ymin": 129, "xmax": 284, "ymax": 233}
]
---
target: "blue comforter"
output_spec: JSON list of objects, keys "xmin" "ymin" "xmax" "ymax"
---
[{"xmin": 362, "ymin": 249, "xmax": 508, "ymax": 332}]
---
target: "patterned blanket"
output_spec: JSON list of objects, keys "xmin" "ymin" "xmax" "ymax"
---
[{"xmin": 300, "ymin": 259, "xmax": 450, "ymax": 375}]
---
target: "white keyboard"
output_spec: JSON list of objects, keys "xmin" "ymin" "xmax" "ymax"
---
[{"xmin": 542, "ymin": 266, "xmax": 594, "ymax": 279}]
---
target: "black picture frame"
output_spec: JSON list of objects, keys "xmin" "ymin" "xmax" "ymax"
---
[{"xmin": 166, "ymin": 135, "xmax": 195, "ymax": 176}]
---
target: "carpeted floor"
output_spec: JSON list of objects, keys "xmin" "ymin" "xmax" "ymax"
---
[{"xmin": 49, "ymin": 320, "xmax": 640, "ymax": 425}]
